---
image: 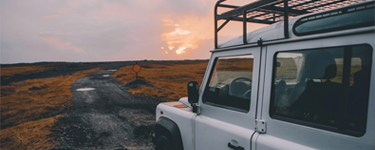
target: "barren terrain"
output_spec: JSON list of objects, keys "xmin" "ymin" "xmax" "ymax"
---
[
  {"xmin": 1, "ymin": 61, "xmax": 160, "ymax": 149},
  {"xmin": 1, "ymin": 60, "xmax": 208, "ymax": 150},
  {"xmin": 52, "ymin": 69, "xmax": 159, "ymax": 149}
]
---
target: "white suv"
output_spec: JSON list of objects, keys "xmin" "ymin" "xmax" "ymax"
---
[{"xmin": 154, "ymin": 0, "xmax": 375, "ymax": 149}]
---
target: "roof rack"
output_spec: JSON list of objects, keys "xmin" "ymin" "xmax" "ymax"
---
[{"xmin": 214, "ymin": 0, "xmax": 368, "ymax": 48}]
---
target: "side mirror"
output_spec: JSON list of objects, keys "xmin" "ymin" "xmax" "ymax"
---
[{"xmin": 188, "ymin": 81, "xmax": 199, "ymax": 104}]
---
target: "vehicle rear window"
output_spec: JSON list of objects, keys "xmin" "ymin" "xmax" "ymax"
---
[{"xmin": 270, "ymin": 44, "xmax": 372, "ymax": 136}]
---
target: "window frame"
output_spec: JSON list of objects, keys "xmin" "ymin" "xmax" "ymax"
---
[{"xmin": 269, "ymin": 44, "xmax": 373, "ymax": 137}]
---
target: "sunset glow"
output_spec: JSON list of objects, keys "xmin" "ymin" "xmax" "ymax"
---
[
  {"xmin": 167, "ymin": 28, "xmax": 191, "ymax": 36},
  {"xmin": 2, "ymin": 0, "xmax": 264, "ymax": 63},
  {"xmin": 175, "ymin": 47, "xmax": 187, "ymax": 55},
  {"xmin": 59, "ymin": 9, "xmax": 70, "ymax": 13},
  {"xmin": 160, "ymin": 15, "xmax": 212, "ymax": 55},
  {"xmin": 44, "ymin": 14, "xmax": 58, "ymax": 18},
  {"xmin": 161, "ymin": 24, "xmax": 193, "ymax": 54}
]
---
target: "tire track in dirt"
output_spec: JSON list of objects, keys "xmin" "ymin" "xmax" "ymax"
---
[{"xmin": 51, "ymin": 69, "xmax": 160, "ymax": 150}]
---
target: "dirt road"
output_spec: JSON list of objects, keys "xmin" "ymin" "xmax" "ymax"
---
[{"xmin": 52, "ymin": 69, "xmax": 159, "ymax": 150}]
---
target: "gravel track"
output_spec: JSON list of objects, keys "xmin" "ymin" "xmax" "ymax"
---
[{"xmin": 51, "ymin": 69, "xmax": 160, "ymax": 150}]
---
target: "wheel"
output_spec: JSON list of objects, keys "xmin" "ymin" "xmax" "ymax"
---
[{"xmin": 155, "ymin": 135, "xmax": 172, "ymax": 150}]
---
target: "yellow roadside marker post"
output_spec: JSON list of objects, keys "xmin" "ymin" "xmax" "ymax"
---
[{"xmin": 132, "ymin": 63, "xmax": 141, "ymax": 80}]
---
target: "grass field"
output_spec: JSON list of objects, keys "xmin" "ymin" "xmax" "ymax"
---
[
  {"xmin": 1, "ymin": 67, "xmax": 101, "ymax": 150},
  {"xmin": 113, "ymin": 60, "xmax": 208, "ymax": 101},
  {"xmin": 1, "ymin": 66, "xmax": 53, "ymax": 78}
]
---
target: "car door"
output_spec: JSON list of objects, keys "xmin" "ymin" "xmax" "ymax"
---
[
  {"xmin": 194, "ymin": 46, "xmax": 261, "ymax": 150},
  {"xmin": 253, "ymin": 33, "xmax": 375, "ymax": 149}
]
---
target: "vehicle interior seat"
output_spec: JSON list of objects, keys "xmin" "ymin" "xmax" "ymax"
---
[
  {"xmin": 290, "ymin": 50, "xmax": 342, "ymax": 124},
  {"xmin": 347, "ymin": 69, "xmax": 371, "ymax": 132}
]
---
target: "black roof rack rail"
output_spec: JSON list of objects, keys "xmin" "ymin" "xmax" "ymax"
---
[{"xmin": 214, "ymin": 0, "xmax": 369, "ymax": 48}]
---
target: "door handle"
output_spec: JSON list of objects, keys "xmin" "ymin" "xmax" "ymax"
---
[{"xmin": 228, "ymin": 142, "xmax": 244, "ymax": 150}]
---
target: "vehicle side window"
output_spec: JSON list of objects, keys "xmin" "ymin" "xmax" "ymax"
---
[
  {"xmin": 270, "ymin": 45, "xmax": 372, "ymax": 136},
  {"xmin": 204, "ymin": 55, "xmax": 254, "ymax": 112}
]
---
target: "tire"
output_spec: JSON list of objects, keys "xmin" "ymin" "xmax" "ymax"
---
[{"xmin": 155, "ymin": 135, "xmax": 172, "ymax": 150}]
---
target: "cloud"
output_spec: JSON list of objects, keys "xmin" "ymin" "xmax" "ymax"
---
[
  {"xmin": 44, "ymin": 14, "xmax": 58, "ymax": 18},
  {"xmin": 159, "ymin": 13, "xmax": 213, "ymax": 55},
  {"xmin": 42, "ymin": 37, "xmax": 54, "ymax": 42},
  {"xmin": 166, "ymin": 28, "xmax": 191, "ymax": 36},
  {"xmin": 4, "ymin": 0, "xmax": 261, "ymax": 63},
  {"xmin": 59, "ymin": 9, "xmax": 70, "ymax": 13},
  {"xmin": 42, "ymin": 37, "xmax": 83, "ymax": 53},
  {"xmin": 175, "ymin": 47, "xmax": 187, "ymax": 54}
]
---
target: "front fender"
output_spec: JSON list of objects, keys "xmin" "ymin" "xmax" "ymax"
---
[{"xmin": 154, "ymin": 117, "xmax": 184, "ymax": 150}]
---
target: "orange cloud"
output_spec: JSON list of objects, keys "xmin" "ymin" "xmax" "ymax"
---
[
  {"xmin": 42, "ymin": 37, "xmax": 83, "ymax": 52},
  {"xmin": 159, "ymin": 11, "xmax": 267, "ymax": 56},
  {"xmin": 161, "ymin": 50, "xmax": 169, "ymax": 55},
  {"xmin": 59, "ymin": 9, "xmax": 71, "ymax": 13},
  {"xmin": 160, "ymin": 14, "xmax": 212, "ymax": 55},
  {"xmin": 175, "ymin": 47, "xmax": 187, "ymax": 55},
  {"xmin": 44, "ymin": 14, "xmax": 58, "ymax": 18},
  {"xmin": 42, "ymin": 37, "xmax": 54, "ymax": 42},
  {"xmin": 165, "ymin": 28, "xmax": 190, "ymax": 36}
]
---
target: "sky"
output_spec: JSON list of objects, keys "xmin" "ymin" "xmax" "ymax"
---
[{"xmin": 1, "ymin": 0, "xmax": 265, "ymax": 64}]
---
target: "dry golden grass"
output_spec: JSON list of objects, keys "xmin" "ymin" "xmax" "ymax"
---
[
  {"xmin": 331, "ymin": 64, "xmax": 362, "ymax": 85},
  {"xmin": 113, "ymin": 61, "xmax": 208, "ymax": 101},
  {"xmin": 1, "ymin": 67, "xmax": 101, "ymax": 150},
  {"xmin": 275, "ymin": 58, "xmax": 298, "ymax": 81},
  {"xmin": 275, "ymin": 58, "xmax": 362, "ymax": 85},
  {"xmin": 1, "ymin": 116, "xmax": 62, "ymax": 150},
  {"xmin": 128, "ymin": 85, "xmax": 180, "ymax": 100},
  {"xmin": 1, "ymin": 66, "xmax": 52, "ymax": 77},
  {"xmin": 217, "ymin": 58, "xmax": 254, "ymax": 71}
]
